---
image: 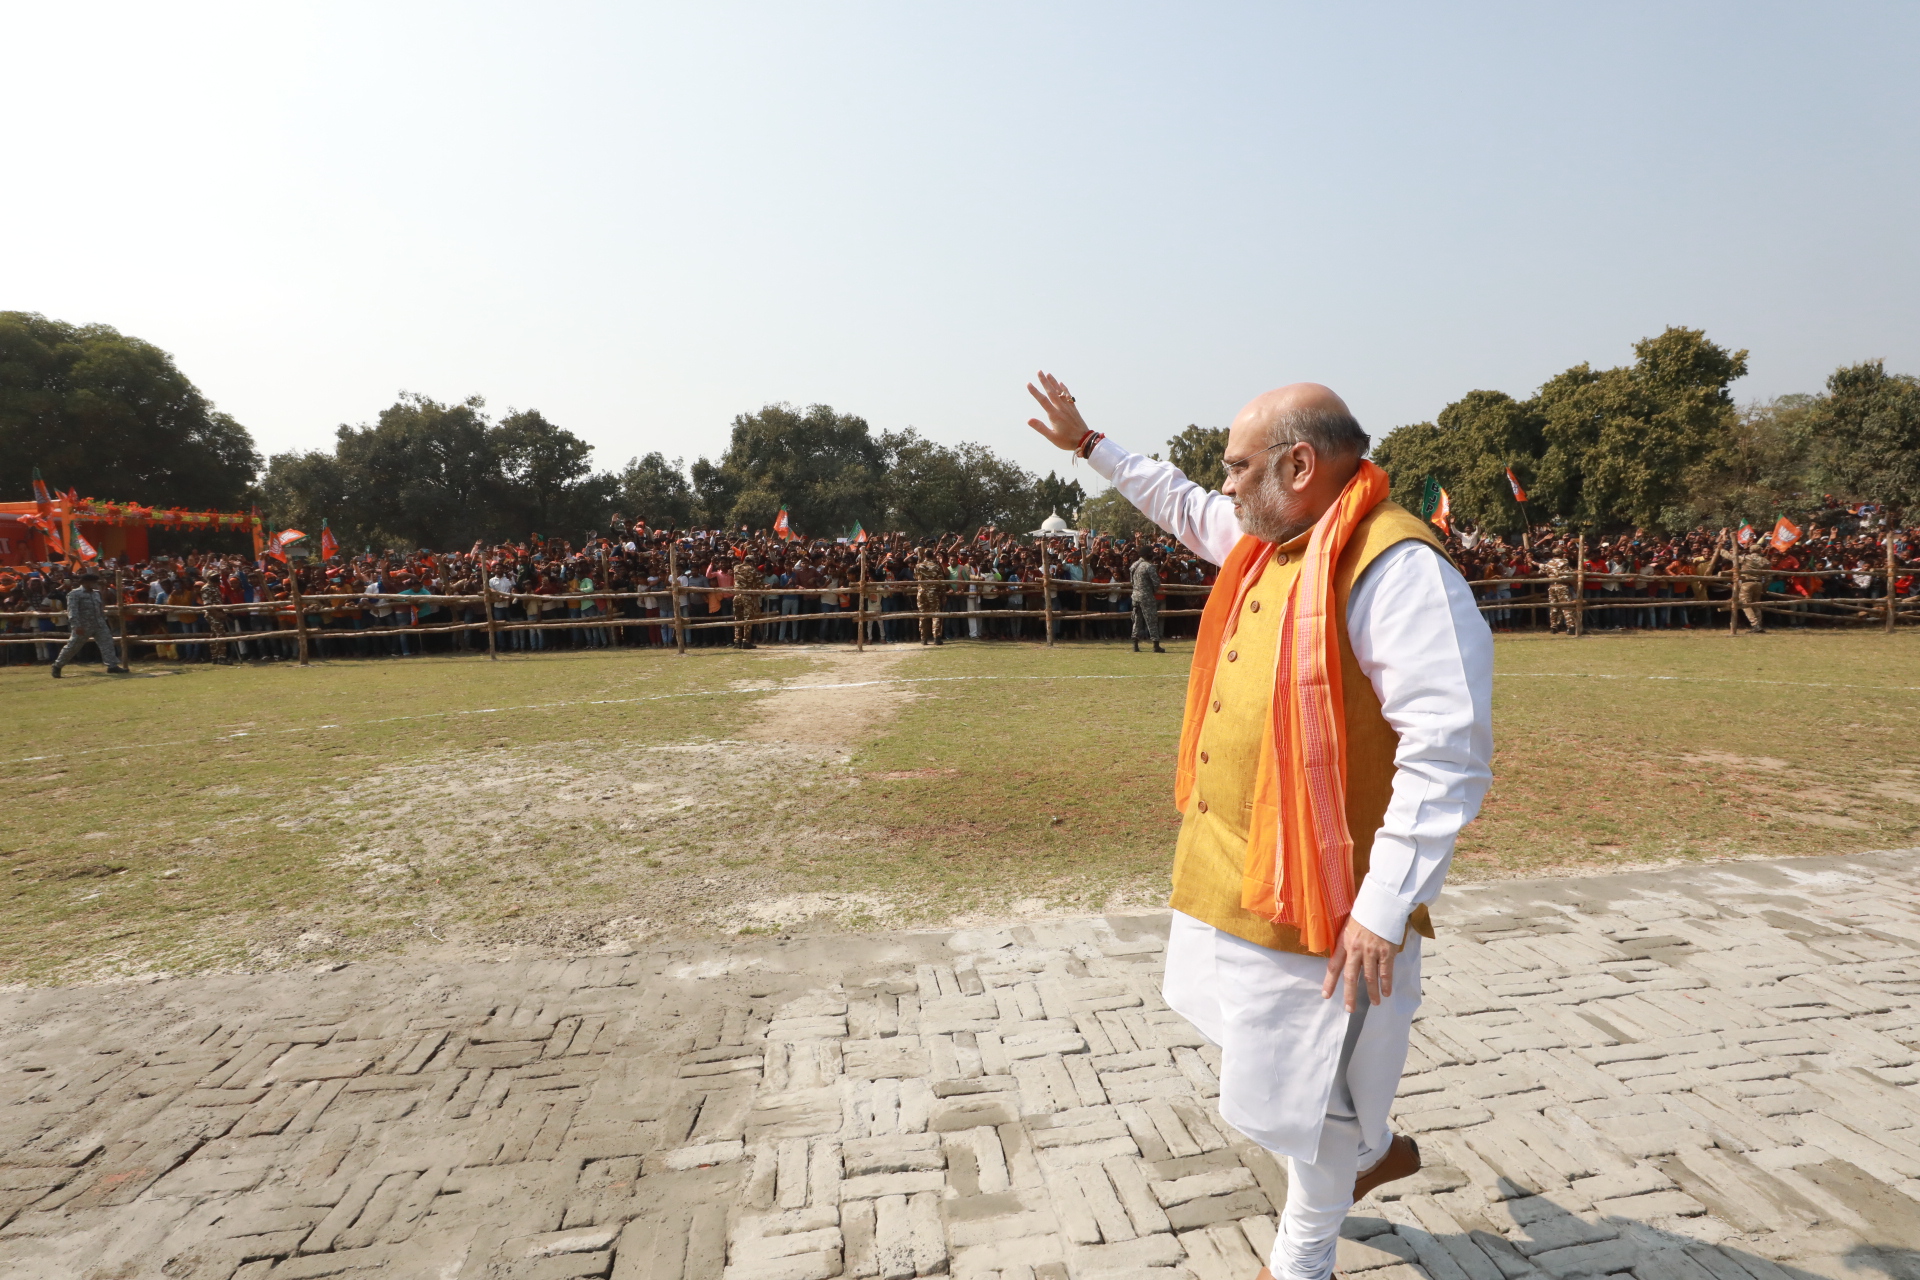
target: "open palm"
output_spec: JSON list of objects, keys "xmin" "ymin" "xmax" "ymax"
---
[{"xmin": 1026, "ymin": 371, "xmax": 1090, "ymax": 450}]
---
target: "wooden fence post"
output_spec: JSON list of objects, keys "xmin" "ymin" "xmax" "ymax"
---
[
  {"xmin": 1573, "ymin": 535, "xmax": 1586, "ymax": 638},
  {"xmin": 856, "ymin": 544, "xmax": 868, "ymax": 653},
  {"xmin": 1041, "ymin": 539, "xmax": 1056, "ymax": 648},
  {"xmin": 288, "ymin": 567, "xmax": 312, "ymax": 666},
  {"xmin": 112, "ymin": 566, "xmax": 132, "ymax": 667},
  {"xmin": 1728, "ymin": 541, "xmax": 1742, "ymax": 636},
  {"xmin": 482, "ymin": 579, "xmax": 499, "ymax": 659},
  {"xmin": 1889, "ymin": 529, "xmax": 1900, "ymax": 634},
  {"xmin": 669, "ymin": 545, "xmax": 688, "ymax": 656}
]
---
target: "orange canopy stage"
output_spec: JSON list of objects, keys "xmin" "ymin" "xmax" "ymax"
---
[{"xmin": 0, "ymin": 497, "xmax": 262, "ymax": 567}]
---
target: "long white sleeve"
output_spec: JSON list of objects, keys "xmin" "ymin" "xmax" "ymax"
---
[
  {"xmin": 1343, "ymin": 540, "xmax": 1495, "ymax": 942},
  {"xmin": 1087, "ymin": 438, "xmax": 1243, "ymax": 566}
]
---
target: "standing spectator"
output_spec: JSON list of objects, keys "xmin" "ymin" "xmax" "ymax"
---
[
  {"xmin": 913, "ymin": 552, "xmax": 945, "ymax": 645},
  {"xmin": 51, "ymin": 569, "xmax": 128, "ymax": 677},
  {"xmin": 1130, "ymin": 548, "xmax": 1165, "ymax": 653}
]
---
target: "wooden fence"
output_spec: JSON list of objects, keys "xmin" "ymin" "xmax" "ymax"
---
[{"xmin": 3, "ymin": 547, "xmax": 1913, "ymax": 665}]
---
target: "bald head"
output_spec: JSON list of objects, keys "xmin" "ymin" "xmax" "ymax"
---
[
  {"xmin": 1229, "ymin": 383, "xmax": 1368, "ymax": 463},
  {"xmin": 1221, "ymin": 382, "xmax": 1370, "ymax": 545}
]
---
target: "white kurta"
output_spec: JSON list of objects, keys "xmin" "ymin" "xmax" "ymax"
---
[{"xmin": 1087, "ymin": 437, "xmax": 1494, "ymax": 1160}]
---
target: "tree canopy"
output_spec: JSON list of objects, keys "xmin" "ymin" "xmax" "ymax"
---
[
  {"xmin": 1814, "ymin": 360, "xmax": 1920, "ymax": 514},
  {"xmin": 1165, "ymin": 424, "xmax": 1228, "ymax": 490},
  {"xmin": 617, "ymin": 452, "xmax": 697, "ymax": 531},
  {"xmin": 692, "ymin": 403, "xmax": 887, "ymax": 535},
  {"xmin": 263, "ymin": 394, "xmax": 614, "ymax": 550},
  {"xmin": 678, "ymin": 403, "xmax": 1087, "ymax": 540},
  {"xmin": 0, "ymin": 311, "xmax": 261, "ymax": 509},
  {"xmin": 265, "ymin": 394, "xmax": 1086, "ymax": 549},
  {"xmin": 1373, "ymin": 327, "xmax": 1763, "ymax": 533}
]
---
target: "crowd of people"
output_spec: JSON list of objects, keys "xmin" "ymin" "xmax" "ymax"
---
[
  {"xmin": 1450, "ymin": 523, "xmax": 1916, "ymax": 633},
  {"xmin": 5, "ymin": 515, "xmax": 1913, "ymax": 668},
  {"xmin": 0, "ymin": 522, "xmax": 1214, "ymax": 666}
]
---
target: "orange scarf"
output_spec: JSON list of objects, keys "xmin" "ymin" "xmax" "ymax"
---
[{"xmin": 1174, "ymin": 460, "xmax": 1390, "ymax": 955}]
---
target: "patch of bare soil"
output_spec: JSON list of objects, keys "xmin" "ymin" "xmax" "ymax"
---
[
  {"xmin": 244, "ymin": 646, "xmax": 935, "ymax": 965},
  {"xmin": 740, "ymin": 644, "xmax": 920, "ymax": 746}
]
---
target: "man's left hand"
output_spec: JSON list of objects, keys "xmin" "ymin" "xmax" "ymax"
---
[{"xmin": 1321, "ymin": 917, "xmax": 1396, "ymax": 1012}]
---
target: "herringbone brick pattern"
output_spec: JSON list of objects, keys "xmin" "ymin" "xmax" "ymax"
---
[{"xmin": 2, "ymin": 850, "xmax": 1918, "ymax": 1279}]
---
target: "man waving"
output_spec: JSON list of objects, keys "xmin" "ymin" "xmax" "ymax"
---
[{"xmin": 1027, "ymin": 372, "xmax": 1493, "ymax": 1280}]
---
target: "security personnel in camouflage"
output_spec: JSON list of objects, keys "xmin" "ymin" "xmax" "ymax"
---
[
  {"xmin": 1728, "ymin": 549, "xmax": 1771, "ymax": 633},
  {"xmin": 52, "ymin": 569, "xmax": 127, "ymax": 676},
  {"xmin": 731, "ymin": 557, "xmax": 764, "ymax": 648},
  {"xmin": 199, "ymin": 574, "xmax": 233, "ymax": 664},
  {"xmin": 1537, "ymin": 554, "xmax": 1575, "ymax": 633},
  {"xmin": 913, "ymin": 554, "xmax": 945, "ymax": 644},
  {"xmin": 1129, "ymin": 551, "xmax": 1164, "ymax": 652}
]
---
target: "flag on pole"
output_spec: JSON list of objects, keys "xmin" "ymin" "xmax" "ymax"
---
[
  {"xmin": 1736, "ymin": 523, "xmax": 1755, "ymax": 546},
  {"xmin": 773, "ymin": 508, "xmax": 794, "ymax": 541},
  {"xmin": 1768, "ymin": 516, "xmax": 1802, "ymax": 553},
  {"xmin": 1431, "ymin": 486, "xmax": 1452, "ymax": 536},
  {"xmin": 850, "ymin": 522, "xmax": 868, "ymax": 544},
  {"xmin": 18, "ymin": 514, "xmax": 65, "ymax": 556},
  {"xmin": 1506, "ymin": 466, "xmax": 1529, "ymax": 503},
  {"xmin": 319, "ymin": 521, "xmax": 339, "ymax": 560},
  {"xmin": 275, "ymin": 528, "xmax": 306, "ymax": 548},
  {"xmin": 31, "ymin": 468, "xmax": 53, "ymax": 507},
  {"xmin": 72, "ymin": 529, "xmax": 99, "ymax": 561}
]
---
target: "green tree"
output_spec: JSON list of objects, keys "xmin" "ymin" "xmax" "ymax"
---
[
  {"xmin": 1813, "ymin": 360, "xmax": 1920, "ymax": 514},
  {"xmin": 259, "ymin": 450, "xmax": 354, "ymax": 548},
  {"xmin": 880, "ymin": 430, "xmax": 1033, "ymax": 538},
  {"xmin": 264, "ymin": 394, "xmax": 616, "ymax": 550},
  {"xmin": 618, "ymin": 452, "xmax": 697, "ymax": 530},
  {"xmin": 1373, "ymin": 391, "xmax": 1544, "ymax": 533},
  {"xmin": 331, "ymin": 394, "xmax": 500, "ymax": 548},
  {"xmin": 1537, "ymin": 327, "xmax": 1749, "ymax": 531},
  {"xmin": 495, "ymin": 409, "xmax": 612, "ymax": 537},
  {"xmin": 1029, "ymin": 471, "xmax": 1087, "ymax": 531},
  {"xmin": 0, "ymin": 311, "xmax": 260, "ymax": 508},
  {"xmin": 1079, "ymin": 487, "xmax": 1159, "ymax": 539},
  {"xmin": 693, "ymin": 403, "xmax": 886, "ymax": 534},
  {"xmin": 1373, "ymin": 326, "xmax": 1749, "ymax": 533},
  {"xmin": 1682, "ymin": 395, "xmax": 1821, "ymax": 527},
  {"xmin": 1165, "ymin": 424, "xmax": 1228, "ymax": 489}
]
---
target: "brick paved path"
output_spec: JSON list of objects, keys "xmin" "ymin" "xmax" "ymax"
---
[{"xmin": 4, "ymin": 850, "xmax": 1920, "ymax": 1280}]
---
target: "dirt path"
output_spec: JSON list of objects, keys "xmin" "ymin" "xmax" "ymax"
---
[{"xmin": 738, "ymin": 643, "xmax": 921, "ymax": 747}]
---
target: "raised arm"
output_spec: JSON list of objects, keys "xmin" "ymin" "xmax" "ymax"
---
[{"xmin": 1026, "ymin": 371, "xmax": 1242, "ymax": 566}]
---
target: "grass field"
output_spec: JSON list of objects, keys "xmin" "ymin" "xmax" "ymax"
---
[{"xmin": 6, "ymin": 628, "xmax": 1919, "ymax": 983}]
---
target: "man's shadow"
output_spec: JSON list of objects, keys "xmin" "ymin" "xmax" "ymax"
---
[{"xmin": 1342, "ymin": 1151, "xmax": 1920, "ymax": 1280}]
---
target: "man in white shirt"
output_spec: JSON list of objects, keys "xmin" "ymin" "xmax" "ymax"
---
[
  {"xmin": 486, "ymin": 569, "xmax": 519, "ymax": 650},
  {"xmin": 1027, "ymin": 371, "xmax": 1493, "ymax": 1280}
]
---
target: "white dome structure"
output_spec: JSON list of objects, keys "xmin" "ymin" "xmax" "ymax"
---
[{"xmin": 1029, "ymin": 509, "xmax": 1078, "ymax": 538}]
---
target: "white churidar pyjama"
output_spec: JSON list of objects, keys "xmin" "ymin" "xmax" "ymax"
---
[{"xmin": 1163, "ymin": 910, "xmax": 1423, "ymax": 1280}]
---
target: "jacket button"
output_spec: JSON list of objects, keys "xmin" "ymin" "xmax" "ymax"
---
[
  {"xmin": 1197, "ymin": 799, "xmax": 1209, "ymax": 813},
  {"xmin": 1226, "ymin": 650, "xmax": 1237, "ymax": 662},
  {"xmin": 1248, "ymin": 599, "xmax": 1261, "ymax": 613},
  {"xmin": 1275, "ymin": 553, "xmax": 1290, "ymax": 566},
  {"xmin": 1199, "ymin": 751, "xmax": 1209, "ymax": 764},
  {"xmin": 1211, "ymin": 699, "xmax": 1221, "ymax": 712}
]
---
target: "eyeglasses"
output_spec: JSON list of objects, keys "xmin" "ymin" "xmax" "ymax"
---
[{"xmin": 1221, "ymin": 440, "xmax": 1292, "ymax": 480}]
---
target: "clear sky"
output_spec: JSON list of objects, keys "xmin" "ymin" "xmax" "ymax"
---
[{"xmin": 5, "ymin": 2, "xmax": 1916, "ymax": 487}]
